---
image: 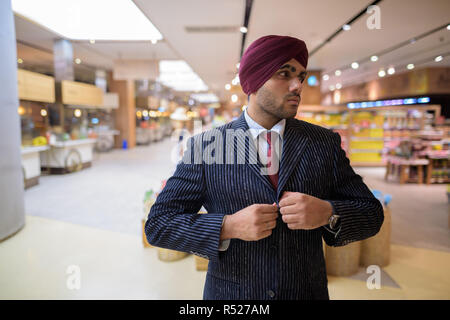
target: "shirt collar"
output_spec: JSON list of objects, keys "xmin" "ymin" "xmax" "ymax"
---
[{"xmin": 244, "ymin": 108, "xmax": 286, "ymax": 140}]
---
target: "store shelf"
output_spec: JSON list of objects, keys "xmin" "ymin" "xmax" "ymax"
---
[
  {"xmin": 351, "ymin": 161, "xmax": 385, "ymax": 167},
  {"xmin": 351, "ymin": 137, "xmax": 384, "ymax": 141}
]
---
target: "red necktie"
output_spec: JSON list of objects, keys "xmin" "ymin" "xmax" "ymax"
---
[{"xmin": 266, "ymin": 131, "xmax": 279, "ymax": 190}]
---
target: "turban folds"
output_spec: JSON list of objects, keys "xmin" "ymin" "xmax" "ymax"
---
[{"xmin": 239, "ymin": 35, "xmax": 308, "ymax": 95}]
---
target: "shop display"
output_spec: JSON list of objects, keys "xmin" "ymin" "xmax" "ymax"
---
[
  {"xmin": 296, "ymin": 105, "xmax": 349, "ymax": 153},
  {"xmin": 136, "ymin": 109, "xmax": 172, "ymax": 145},
  {"xmin": 21, "ymin": 145, "xmax": 49, "ymax": 189},
  {"xmin": 17, "ymin": 70, "xmax": 56, "ymax": 188}
]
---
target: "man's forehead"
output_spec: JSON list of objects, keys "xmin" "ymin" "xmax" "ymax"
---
[{"xmin": 278, "ymin": 58, "xmax": 306, "ymax": 72}]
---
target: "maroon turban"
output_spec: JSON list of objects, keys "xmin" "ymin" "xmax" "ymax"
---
[{"xmin": 239, "ymin": 35, "xmax": 308, "ymax": 95}]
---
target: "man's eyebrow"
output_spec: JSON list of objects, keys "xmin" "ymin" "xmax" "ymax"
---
[{"xmin": 279, "ymin": 64, "xmax": 307, "ymax": 75}]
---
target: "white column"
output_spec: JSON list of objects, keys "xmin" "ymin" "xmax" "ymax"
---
[{"xmin": 0, "ymin": 0, "xmax": 25, "ymax": 240}]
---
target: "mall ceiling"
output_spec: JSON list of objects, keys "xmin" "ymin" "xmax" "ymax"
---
[{"xmin": 14, "ymin": 0, "xmax": 450, "ymax": 103}]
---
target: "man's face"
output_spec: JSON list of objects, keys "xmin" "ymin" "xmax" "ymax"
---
[{"xmin": 254, "ymin": 58, "xmax": 307, "ymax": 120}]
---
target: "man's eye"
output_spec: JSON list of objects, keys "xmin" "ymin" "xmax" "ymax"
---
[{"xmin": 279, "ymin": 71, "xmax": 289, "ymax": 77}]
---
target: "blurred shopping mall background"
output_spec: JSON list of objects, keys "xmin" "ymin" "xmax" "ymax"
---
[{"xmin": 0, "ymin": 0, "xmax": 449, "ymax": 299}]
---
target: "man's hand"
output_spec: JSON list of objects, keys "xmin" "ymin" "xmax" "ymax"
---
[
  {"xmin": 221, "ymin": 203, "xmax": 278, "ymax": 241},
  {"xmin": 279, "ymin": 191, "xmax": 332, "ymax": 230}
]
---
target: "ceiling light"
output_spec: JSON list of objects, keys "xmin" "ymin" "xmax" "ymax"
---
[
  {"xmin": 447, "ymin": 24, "xmax": 450, "ymax": 30},
  {"xmin": 240, "ymin": 26, "xmax": 248, "ymax": 33},
  {"xmin": 329, "ymin": 85, "xmax": 335, "ymax": 91},
  {"xmin": 12, "ymin": 0, "xmax": 163, "ymax": 41},
  {"xmin": 74, "ymin": 109, "xmax": 82, "ymax": 117},
  {"xmin": 335, "ymin": 70, "xmax": 341, "ymax": 76},
  {"xmin": 407, "ymin": 63, "xmax": 415, "ymax": 70},
  {"xmin": 75, "ymin": 58, "xmax": 81, "ymax": 64},
  {"xmin": 17, "ymin": 58, "xmax": 23, "ymax": 64},
  {"xmin": 158, "ymin": 60, "xmax": 208, "ymax": 92},
  {"xmin": 89, "ymin": 39, "xmax": 95, "ymax": 44},
  {"xmin": 40, "ymin": 109, "xmax": 47, "ymax": 117},
  {"xmin": 378, "ymin": 69, "xmax": 386, "ymax": 77},
  {"xmin": 142, "ymin": 110, "xmax": 149, "ymax": 117},
  {"xmin": 335, "ymin": 83, "xmax": 342, "ymax": 89},
  {"xmin": 322, "ymin": 74, "xmax": 329, "ymax": 81},
  {"xmin": 236, "ymin": 63, "xmax": 240, "ymax": 69},
  {"xmin": 231, "ymin": 94, "xmax": 238, "ymax": 103},
  {"xmin": 342, "ymin": 24, "xmax": 351, "ymax": 31},
  {"xmin": 434, "ymin": 55, "xmax": 443, "ymax": 62},
  {"xmin": 225, "ymin": 84, "xmax": 231, "ymax": 90},
  {"xmin": 151, "ymin": 39, "xmax": 157, "ymax": 44},
  {"xmin": 351, "ymin": 62, "xmax": 359, "ymax": 69},
  {"xmin": 387, "ymin": 67, "xmax": 395, "ymax": 75},
  {"xmin": 370, "ymin": 55, "xmax": 378, "ymax": 62}
]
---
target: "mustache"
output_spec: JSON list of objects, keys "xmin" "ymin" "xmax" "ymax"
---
[{"xmin": 285, "ymin": 94, "xmax": 301, "ymax": 100}]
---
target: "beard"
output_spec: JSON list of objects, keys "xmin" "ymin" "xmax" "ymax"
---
[{"xmin": 255, "ymin": 86, "xmax": 300, "ymax": 120}]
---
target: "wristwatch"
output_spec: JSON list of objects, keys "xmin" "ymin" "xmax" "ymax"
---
[{"xmin": 328, "ymin": 214, "xmax": 341, "ymax": 230}]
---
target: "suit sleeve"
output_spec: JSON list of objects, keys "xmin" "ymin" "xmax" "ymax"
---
[
  {"xmin": 322, "ymin": 132, "xmax": 384, "ymax": 247},
  {"xmin": 144, "ymin": 135, "xmax": 225, "ymax": 261}
]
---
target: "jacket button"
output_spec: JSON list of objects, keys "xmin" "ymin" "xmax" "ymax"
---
[{"xmin": 267, "ymin": 290, "xmax": 275, "ymax": 298}]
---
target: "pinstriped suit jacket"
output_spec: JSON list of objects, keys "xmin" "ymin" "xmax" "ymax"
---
[{"xmin": 145, "ymin": 112, "xmax": 384, "ymax": 300}]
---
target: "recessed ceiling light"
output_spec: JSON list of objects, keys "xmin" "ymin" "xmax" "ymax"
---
[
  {"xmin": 335, "ymin": 83, "xmax": 342, "ymax": 89},
  {"xmin": 342, "ymin": 24, "xmax": 351, "ymax": 31},
  {"xmin": 322, "ymin": 74, "xmax": 329, "ymax": 81},
  {"xmin": 17, "ymin": 58, "xmax": 23, "ymax": 64},
  {"xmin": 236, "ymin": 63, "xmax": 240, "ymax": 69},
  {"xmin": 158, "ymin": 60, "xmax": 208, "ymax": 92},
  {"xmin": 89, "ymin": 39, "xmax": 95, "ymax": 44},
  {"xmin": 378, "ymin": 69, "xmax": 386, "ymax": 77},
  {"xmin": 351, "ymin": 62, "xmax": 359, "ymax": 69},
  {"xmin": 231, "ymin": 94, "xmax": 238, "ymax": 102},
  {"xmin": 225, "ymin": 84, "xmax": 231, "ymax": 90},
  {"xmin": 240, "ymin": 26, "xmax": 248, "ymax": 33},
  {"xmin": 387, "ymin": 67, "xmax": 395, "ymax": 75},
  {"xmin": 335, "ymin": 70, "xmax": 341, "ymax": 76},
  {"xmin": 75, "ymin": 58, "xmax": 81, "ymax": 64},
  {"xmin": 11, "ymin": 0, "xmax": 163, "ymax": 41},
  {"xmin": 407, "ymin": 63, "xmax": 415, "ymax": 70},
  {"xmin": 329, "ymin": 85, "xmax": 335, "ymax": 91},
  {"xmin": 370, "ymin": 55, "xmax": 378, "ymax": 62},
  {"xmin": 447, "ymin": 24, "xmax": 450, "ymax": 30},
  {"xmin": 434, "ymin": 55, "xmax": 443, "ymax": 62}
]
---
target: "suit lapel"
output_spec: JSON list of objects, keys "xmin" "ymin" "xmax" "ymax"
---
[
  {"xmin": 231, "ymin": 114, "xmax": 275, "ymax": 193},
  {"xmin": 277, "ymin": 119, "xmax": 310, "ymax": 199}
]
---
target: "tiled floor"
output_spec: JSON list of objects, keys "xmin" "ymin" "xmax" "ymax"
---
[{"xmin": 1, "ymin": 137, "xmax": 449, "ymax": 299}]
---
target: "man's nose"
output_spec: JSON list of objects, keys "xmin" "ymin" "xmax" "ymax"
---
[{"xmin": 289, "ymin": 77, "xmax": 303, "ymax": 93}]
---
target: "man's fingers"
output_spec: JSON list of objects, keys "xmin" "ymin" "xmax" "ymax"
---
[
  {"xmin": 279, "ymin": 196, "xmax": 297, "ymax": 207},
  {"xmin": 257, "ymin": 204, "xmax": 279, "ymax": 213},
  {"xmin": 279, "ymin": 205, "xmax": 298, "ymax": 215},
  {"xmin": 260, "ymin": 220, "xmax": 277, "ymax": 231},
  {"xmin": 259, "ymin": 212, "xmax": 278, "ymax": 223}
]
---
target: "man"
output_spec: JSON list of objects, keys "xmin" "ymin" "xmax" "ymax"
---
[{"xmin": 145, "ymin": 35, "xmax": 384, "ymax": 300}]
